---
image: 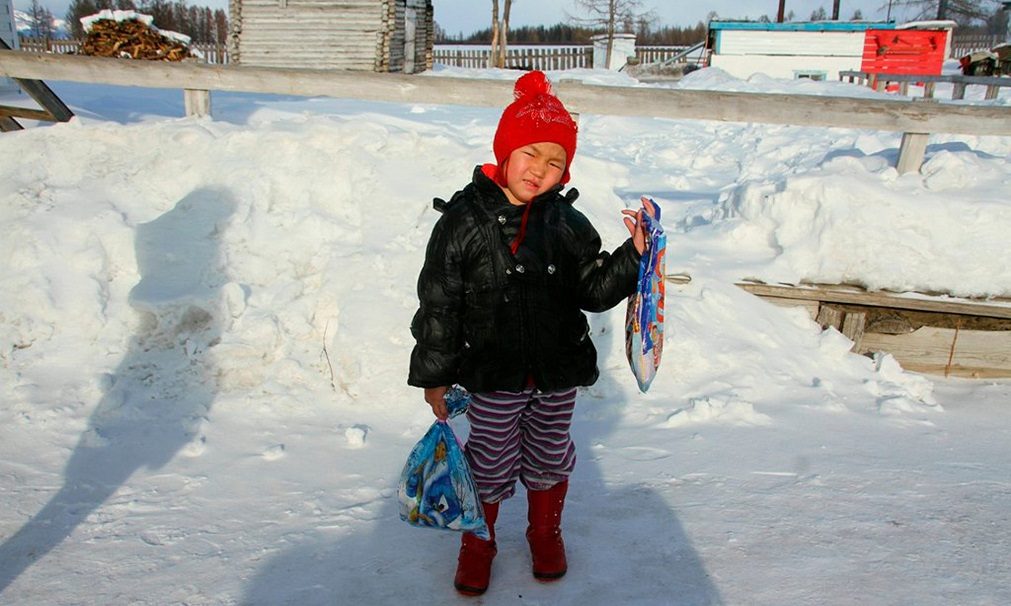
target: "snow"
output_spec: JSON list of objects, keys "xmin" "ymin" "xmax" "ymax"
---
[
  {"xmin": 1, "ymin": 65, "xmax": 1010, "ymax": 605},
  {"xmin": 80, "ymin": 10, "xmax": 154, "ymax": 32}
]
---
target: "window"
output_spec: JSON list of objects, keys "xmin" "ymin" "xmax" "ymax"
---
[{"xmin": 794, "ymin": 70, "xmax": 827, "ymax": 81}]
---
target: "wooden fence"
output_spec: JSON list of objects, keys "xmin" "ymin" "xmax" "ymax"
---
[
  {"xmin": 15, "ymin": 34, "xmax": 1005, "ymax": 68},
  {"xmin": 634, "ymin": 45, "xmax": 693, "ymax": 64},
  {"xmin": 2, "ymin": 49, "xmax": 1009, "ymax": 176},
  {"xmin": 16, "ymin": 38, "xmax": 693, "ymax": 72},
  {"xmin": 16, "ymin": 37, "xmax": 230, "ymax": 64},
  {"xmin": 14, "ymin": 38, "xmax": 81, "ymax": 54},
  {"xmin": 950, "ymin": 34, "xmax": 1004, "ymax": 57},
  {"xmin": 433, "ymin": 45, "xmax": 592, "ymax": 70},
  {"xmin": 432, "ymin": 44, "xmax": 692, "ymax": 70},
  {"xmin": 840, "ymin": 70, "xmax": 1011, "ymax": 100}
]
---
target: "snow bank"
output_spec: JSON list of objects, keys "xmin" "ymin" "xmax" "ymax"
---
[
  {"xmin": 0, "ymin": 72, "xmax": 1007, "ymax": 605},
  {"xmin": 716, "ymin": 151, "xmax": 1011, "ymax": 297}
]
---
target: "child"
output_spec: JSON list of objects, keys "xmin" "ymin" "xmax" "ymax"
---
[{"xmin": 408, "ymin": 70, "xmax": 655, "ymax": 596}]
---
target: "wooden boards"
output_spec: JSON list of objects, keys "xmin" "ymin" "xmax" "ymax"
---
[
  {"xmin": 736, "ymin": 281, "xmax": 1011, "ymax": 379},
  {"xmin": 0, "ymin": 38, "xmax": 74, "ymax": 129}
]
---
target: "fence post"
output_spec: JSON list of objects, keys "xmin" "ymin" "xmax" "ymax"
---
[
  {"xmin": 184, "ymin": 89, "xmax": 211, "ymax": 117},
  {"xmin": 897, "ymin": 132, "xmax": 929, "ymax": 174}
]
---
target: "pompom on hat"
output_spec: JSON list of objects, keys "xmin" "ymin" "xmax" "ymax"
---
[{"xmin": 492, "ymin": 70, "xmax": 578, "ymax": 185}]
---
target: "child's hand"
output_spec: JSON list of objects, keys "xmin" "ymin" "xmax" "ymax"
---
[
  {"xmin": 622, "ymin": 196, "xmax": 658, "ymax": 255},
  {"xmin": 424, "ymin": 386, "xmax": 450, "ymax": 420}
]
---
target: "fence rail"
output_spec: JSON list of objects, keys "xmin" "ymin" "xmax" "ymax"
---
[
  {"xmin": 433, "ymin": 45, "xmax": 592, "ymax": 70},
  {"xmin": 15, "ymin": 37, "xmax": 229, "ymax": 64},
  {"xmin": 1, "ymin": 50, "xmax": 1009, "ymax": 173},
  {"xmin": 634, "ymin": 45, "xmax": 692, "ymax": 64},
  {"xmin": 433, "ymin": 44, "xmax": 692, "ymax": 70},
  {"xmin": 15, "ymin": 38, "xmax": 81, "ymax": 54},
  {"xmin": 840, "ymin": 69, "xmax": 1011, "ymax": 101}
]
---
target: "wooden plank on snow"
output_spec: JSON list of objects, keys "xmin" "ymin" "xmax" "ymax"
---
[
  {"xmin": 816, "ymin": 305, "xmax": 844, "ymax": 330},
  {"xmin": 761, "ymin": 295, "xmax": 821, "ymax": 319},
  {"xmin": 0, "ymin": 115, "xmax": 23, "ymax": 131},
  {"xmin": 736, "ymin": 282, "xmax": 1011, "ymax": 320},
  {"xmin": 0, "ymin": 105, "xmax": 54, "ymax": 121},
  {"xmin": 859, "ymin": 327, "xmax": 1011, "ymax": 378},
  {"xmin": 841, "ymin": 311, "xmax": 867, "ymax": 350}
]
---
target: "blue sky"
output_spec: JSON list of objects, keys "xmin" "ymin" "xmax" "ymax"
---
[{"xmin": 23, "ymin": 0, "xmax": 917, "ymax": 33}]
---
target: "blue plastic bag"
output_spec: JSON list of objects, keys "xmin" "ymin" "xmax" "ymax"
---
[
  {"xmin": 625, "ymin": 200, "xmax": 666, "ymax": 392},
  {"xmin": 398, "ymin": 387, "xmax": 489, "ymax": 539}
]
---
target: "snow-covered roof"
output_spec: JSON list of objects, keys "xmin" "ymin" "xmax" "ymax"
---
[{"xmin": 897, "ymin": 20, "xmax": 958, "ymax": 30}]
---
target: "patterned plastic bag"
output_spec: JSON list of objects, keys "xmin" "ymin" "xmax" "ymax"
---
[
  {"xmin": 398, "ymin": 387, "xmax": 489, "ymax": 539},
  {"xmin": 625, "ymin": 200, "xmax": 666, "ymax": 392}
]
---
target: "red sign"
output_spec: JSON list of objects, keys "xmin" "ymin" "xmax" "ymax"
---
[{"xmin": 861, "ymin": 29, "xmax": 947, "ymax": 75}]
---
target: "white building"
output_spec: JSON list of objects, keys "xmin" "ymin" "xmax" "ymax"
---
[
  {"xmin": 1, "ymin": 0, "xmax": 19, "ymax": 92},
  {"xmin": 707, "ymin": 20, "xmax": 896, "ymax": 81},
  {"xmin": 591, "ymin": 33, "xmax": 636, "ymax": 70}
]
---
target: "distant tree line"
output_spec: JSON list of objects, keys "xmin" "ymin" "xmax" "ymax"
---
[
  {"xmin": 64, "ymin": 0, "xmax": 229, "ymax": 44},
  {"xmin": 437, "ymin": 21, "xmax": 709, "ymax": 46},
  {"xmin": 437, "ymin": 0, "xmax": 1010, "ymax": 44}
]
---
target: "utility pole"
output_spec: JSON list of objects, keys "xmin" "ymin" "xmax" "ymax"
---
[
  {"xmin": 1003, "ymin": 2, "xmax": 1011, "ymax": 42},
  {"xmin": 936, "ymin": 0, "xmax": 949, "ymax": 20},
  {"xmin": 777, "ymin": 0, "xmax": 786, "ymax": 23},
  {"xmin": 832, "ymin": 0, "xmax": 841, "ymax": 20}
]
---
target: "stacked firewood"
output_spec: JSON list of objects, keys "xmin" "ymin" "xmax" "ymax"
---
[{"xmin": 79, "ymin": 18, "xmax": 195, "ymax": 61}]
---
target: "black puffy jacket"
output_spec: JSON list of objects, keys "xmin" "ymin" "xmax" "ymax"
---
[{"xmin": 408, "ymin": 166, "xmax": 641, "ymax": 393}]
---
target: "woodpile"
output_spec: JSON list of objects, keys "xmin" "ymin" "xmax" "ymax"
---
[{"xmin": 80, "ymin": 18, "xmax": 195, "ymax": 61}]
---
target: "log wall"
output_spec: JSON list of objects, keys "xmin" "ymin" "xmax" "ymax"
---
[{"xmin": 233, "ymin": 0, "xmax": 432, "ymax": 73}]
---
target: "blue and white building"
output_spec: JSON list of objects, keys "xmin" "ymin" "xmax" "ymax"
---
[{"xmin": 707, "ymin": 20, "xmax": 896, "ymax": 81}]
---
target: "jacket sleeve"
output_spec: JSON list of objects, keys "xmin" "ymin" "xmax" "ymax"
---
[
  {"xmin": 408, "ymin": 213, "xmax": 465, "ymax": 388},
  {"xmin": 570, "ymin": 212, "xmax": 642, "ymax": 313}
]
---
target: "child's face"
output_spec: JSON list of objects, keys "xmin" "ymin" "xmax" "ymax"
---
[{"xmin": 501, "ymin": 142, "xmax": 567, "ymax": 206}]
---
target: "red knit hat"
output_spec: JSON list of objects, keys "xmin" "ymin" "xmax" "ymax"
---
[{"xmin": 493, "ymin": 71, "xmax": 578, "ymax": 185}]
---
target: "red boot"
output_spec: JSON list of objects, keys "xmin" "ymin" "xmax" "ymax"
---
[
  {"xmin": 526, "ymin": 481, "xmax": 568, "ymax": 580},
  {"xmin": 454, "ymin": 501, "xmax": 499, "ymax": 596}
]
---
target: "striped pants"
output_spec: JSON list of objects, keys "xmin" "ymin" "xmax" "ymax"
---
[{"xmin": 464, "ymin": 387, "xmax": 577, "ymax": 504}]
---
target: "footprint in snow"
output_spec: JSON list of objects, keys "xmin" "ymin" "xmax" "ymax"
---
[{"xmin": 262, "ymin": 444, "xmax": 286, "ymax": 461}]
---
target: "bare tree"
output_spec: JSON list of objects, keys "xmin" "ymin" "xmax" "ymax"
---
[
  {"xmin": 489, "ymin": 0, "xmax": 514, "ymax": 68},
  {"xmin": 568, "ymin": 0, "xmax": 654, "ymax": 68},
  {"xmin": 29, "ymin": 0, "xmax": 51, "ymax": 38},
  {"xmin": 501, "ymin": 0, "xmax": 512, "ymax": 67},
  {"xmin": 884, "ymin": 0, "xmax": 1002, "ymax": 24},
  {"xmin": 27, "ymin": 0, "xmax": 56, "ymax": 39},
  {"xmin": 490, "ymin": 0, "xmax": 500, "ymax": 68}
]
